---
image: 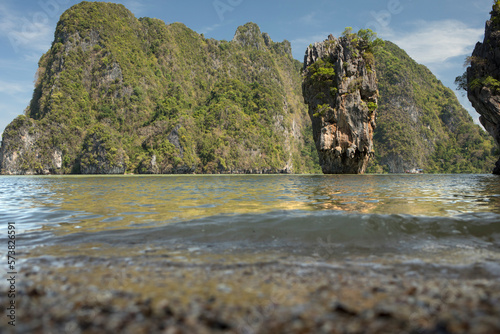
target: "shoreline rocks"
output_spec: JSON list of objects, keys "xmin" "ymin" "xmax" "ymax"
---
[{"xmin": 5, "ymin": 253, "xmax": 500, "ymax": 334}]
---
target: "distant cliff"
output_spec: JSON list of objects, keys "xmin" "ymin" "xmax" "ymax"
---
[
  {"xmin": 0, "ymin": 1, "xmax": 319, "ymax": 175},
  {"xmin": 373, "ymin": 42, "xmax": 496, "ymax": 174},
  {"xmin": 465, "ymin": 1, "xmax": 500, "ymax": 174},
  {"xmin": 302, "ymin": 30, "xmax": 380, "ymax": 174}
]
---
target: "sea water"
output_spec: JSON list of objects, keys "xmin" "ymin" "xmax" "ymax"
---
[{"xmin": 1, "ymin": 174, "xmax": 500, "ymax": 277}]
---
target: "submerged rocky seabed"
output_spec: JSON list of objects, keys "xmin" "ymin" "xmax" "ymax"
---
[{"xmin": 2, "ymin": 247, "xmax": 500, "ymax": 334}]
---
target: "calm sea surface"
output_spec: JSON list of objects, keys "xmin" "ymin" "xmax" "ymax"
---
[{"xmin": 2, "ymin": 174, "xmax": 500, "ymax": 276}]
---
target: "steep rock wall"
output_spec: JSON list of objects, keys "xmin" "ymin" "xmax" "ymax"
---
[
  {"xmin": 302, "ymin": 34, "xmax": 378, "ymax": 174},
  {"xmin": 467, "ymin": 2, "xmax": 500, "ymax": 174},
  {"xmin": 0, "ymin": 116, "xmax": 62, "ymax": 175}
]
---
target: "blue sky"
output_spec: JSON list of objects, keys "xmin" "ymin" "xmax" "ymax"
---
[{"xmin": 0, "ymin": 0, "xmax": 494, "ymax": 136}]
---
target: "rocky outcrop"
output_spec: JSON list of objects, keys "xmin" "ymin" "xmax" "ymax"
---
[
  {"xmin": 467, "ymin": 2, "xmax": 500, "ymax": 174},
  {"xmin": 232, "ymin": 22, "xmax": 292, "ymax": 56},
  {"xmin": 302, "ymin": 34, "xmax": 378, "ymax": 174},
  {"xmin": 0, "ymin": 116, "xmax": 62, "ymax": 175}
]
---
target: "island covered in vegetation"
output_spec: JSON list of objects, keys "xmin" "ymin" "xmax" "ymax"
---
[{"xmin": 0, "ymin": 1, "xmax": 496, "ymax": 174}]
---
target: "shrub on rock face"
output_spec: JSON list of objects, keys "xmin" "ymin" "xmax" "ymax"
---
[{"xmin": 79, "ymin": 124, "xmax": 127, "ymax": 174}]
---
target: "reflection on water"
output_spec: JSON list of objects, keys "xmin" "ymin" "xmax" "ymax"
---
[
  {"xmin": 1, "ymin": 174, "xmax": 500, "ymax": 237},
  {"xmin": 1, "ymin": 174, "xmax": 500, "ymax": 279}
]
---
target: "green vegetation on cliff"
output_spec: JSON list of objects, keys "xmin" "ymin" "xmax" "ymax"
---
[
  {"xmin": 368, "ymin": 41, "xmax": 497, "ymax": 173},
  {"xmin": 0, "ymin": 2, "xmax": 495, "ymax": 174},
  {"xmin": 2, "ymin": 1, "xmax": 319, "ymax": 174}
]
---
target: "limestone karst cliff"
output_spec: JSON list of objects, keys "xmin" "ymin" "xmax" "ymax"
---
[
  {"xmin": 0, "ymin": 2, "xmax": 319, "ymax": 175},
  {"xmin": 302, "ymin": 31, "xmax": 379, "ymax": 174},
  {"xmin": 466, "ymin": 1, "xmax": 500, "ymax": 174},
  {"xmin": 0, "ymin": 1, "xmax": 495, "ymax": 175}
]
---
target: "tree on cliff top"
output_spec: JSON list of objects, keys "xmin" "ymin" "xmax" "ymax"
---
[{"xmin": 342, "ymin": 27, "xmax": 385, "ymax": 55}]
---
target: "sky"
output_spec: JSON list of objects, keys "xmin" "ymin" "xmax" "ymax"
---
[{"xmin": 0, "ymin": 0, "xmax": 494, "ymax": 137}]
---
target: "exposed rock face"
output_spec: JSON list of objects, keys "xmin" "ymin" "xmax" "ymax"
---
[
  {"xmin": 0, "ymin": 116, "xmax": 62, "ymax": 175},
  {"xmin": 303, "ymin": 34, "xmax": 378, "ymax": 174},
  {"xmin": 467, "ymin": 2, "xmax": 500, "ymax": 174}
]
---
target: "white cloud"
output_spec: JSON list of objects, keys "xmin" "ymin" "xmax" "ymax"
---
[
  {"xmin": 0, "ymin": 4, "xmax": 16, "ymax": 34},
  {"xmin": 374, "ymin": 19, "xmax": 485, "ymax": 121},
  {"xmin": 0, "ymin": 3, "xmax": 54, "ymax": 55},
  {"xmin": 6, "ymin": 24, "xmax": 53, "ymax": 54},
  {"xmin": 472, "ymin": 0, "xmax": 494, "ymax": 12},
  {"xmin": 387, "ymin": 20, "xmax": 483, "ymax": 65},
  {"xmin": 0, "ymin": 80, "xmax": 31, "ymax": 96}
]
